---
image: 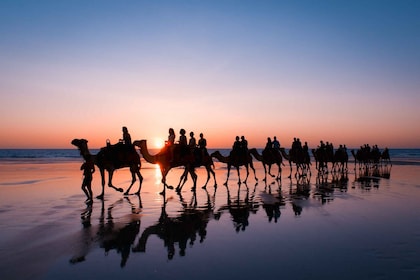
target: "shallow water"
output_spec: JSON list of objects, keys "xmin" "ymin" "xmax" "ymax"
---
[{"xmin": 0, "ymin": 159, "xmax": 419, "ymax": 280}]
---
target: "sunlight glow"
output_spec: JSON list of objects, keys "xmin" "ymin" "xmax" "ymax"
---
[
  {"xmin": 153, "ymin": 138, "xmax": 165, "ymax": 149},
  {"xmin": 154, "ymin": 164, "xmax": 162, "ymax": 185}
]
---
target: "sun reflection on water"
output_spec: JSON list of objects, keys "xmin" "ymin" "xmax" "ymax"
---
[{"xmin": 154, "ymin": 164, "xmax": 162, "ymax": 185}]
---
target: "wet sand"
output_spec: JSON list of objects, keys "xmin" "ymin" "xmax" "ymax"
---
[{"xmin": 0, "ymin": 159, "xmax": 419, "ymax": 280}]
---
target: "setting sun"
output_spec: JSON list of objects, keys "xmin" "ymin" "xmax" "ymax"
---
[{"xmin": 153, "ymin": 138, "xmax": 165, "ymax": 149}]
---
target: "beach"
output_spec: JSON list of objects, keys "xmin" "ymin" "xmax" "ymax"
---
[{"xmin": 0, "ymin": 150, "xmax": 419, "ymax": 280}]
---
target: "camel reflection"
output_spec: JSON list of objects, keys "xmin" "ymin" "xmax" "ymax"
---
[
  {"xmin": 260, "ymin": 180, "xmax": 285, "ymax": 223},
  {"xmin": 70, "ymin": 196, "xmax": 142, "ymax": 267},
  {"xmin": 132, "ymin": 190, "xmax": 214, "ymax": 260},
  {"xmin": 353, "ymin": 164, "xmax": 391, "ymax": 190},
  {"xmin": 288, "ymin": 176, "xmax": 311, "ymax": 216},
  {"xmin": 216, "ymin": 184, "xmax": 259, "ymax": 232}
]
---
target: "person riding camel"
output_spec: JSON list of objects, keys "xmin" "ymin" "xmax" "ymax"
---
[{"xmin": 179, "ymin": 129, "xmax": 188, "ymax": 156}]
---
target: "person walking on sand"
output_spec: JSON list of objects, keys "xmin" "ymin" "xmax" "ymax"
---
[{"xmin": 80, "ymin": 155, "xmax": 95, "ymax": 203}]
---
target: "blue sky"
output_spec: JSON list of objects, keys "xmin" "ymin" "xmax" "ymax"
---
[{"xmin": 1, "ymin": 0, "xmax": 419, "ymax": 148}]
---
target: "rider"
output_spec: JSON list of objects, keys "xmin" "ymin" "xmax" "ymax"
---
[
  {"xmin": 166, "ymin": 128, "xmax": 176, "ymax": 162},
  {"xmin": 265, "ymin": 137, "xmax": 273, "ymax": 150},
  {"xmin": 240, "ymin": 136, "xmax": 248, "ymax": 161},
  {"xmin": 188, "ymin": 131, "xmax": 197, "ymax": 149},
  {"xmin": 179, "ymin": 129, "xmax": 188, "ymax": 156},
  {"xmin": 198, "ymin": 133, "xmax": 208, "ymax": 159},
  {"xmin": 272, "ymin": 136, "xmax": 280, "ymax": 151}
]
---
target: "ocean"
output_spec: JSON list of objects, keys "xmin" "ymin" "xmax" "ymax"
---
[{"xmin": 1, "ymin": 148, "xmax": 419, "ymax": 164}]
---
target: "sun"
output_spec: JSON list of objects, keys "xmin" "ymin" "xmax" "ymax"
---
[{"xmin": 153, "ymin": 138, "xmax": 165, "ymax": 149}]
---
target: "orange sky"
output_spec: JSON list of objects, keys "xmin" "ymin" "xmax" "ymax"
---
[{"xmin": 1, "ymin": 2, "xmax": 419, "ymax": 149}]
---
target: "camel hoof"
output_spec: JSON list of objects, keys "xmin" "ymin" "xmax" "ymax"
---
[
  {"xmin": 202, "ymin": 185, "xmax": 207, "ymax": 189},
  {"xmin": 223, "ymin": 182, "xmax": 228, "ymax": 186},
  {"xmin": 191, "ymin": 187, "xmax": 196, "ymax": 191},
  {"xmin": 117, "ymin": 188, "xmax": 124, "ymax": 193},
  {"xmin": 159, "ymin": 191, "xmax": 165, "ymax": 195},
  {"xmin": 96, "ymin": 194, "xmax": 104, "ymax": 200},
  {"xmin": 167, "ymin": 185, "xmax": 174, "ymax": 190}
]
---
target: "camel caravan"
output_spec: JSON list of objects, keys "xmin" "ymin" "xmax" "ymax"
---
[{"xmin": 71, "ymin": 127, "xmax": 392, "ymax": 201}]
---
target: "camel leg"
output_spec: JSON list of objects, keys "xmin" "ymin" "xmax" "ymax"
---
[
  {"xmin": 237, "ymin": 166, "xmax": 243, "ymax": 184},
  {"xmin": 124, "ymin": 167, "xmax": 141, "ymax": 195},
  {"xmin": 135, "ymin": 169, "xmax": 143, "ymax": 195},
  {"xmin": 97, "ymin": 169, "xmax": 106, "ymax": 199},
  {"xmin": 250, "ymin": 162, "xmax": 258, "ymax": 182},
  {"xmin": 190, "ymin": 169, "xmax": 197, "ymax": 191},
  {"xmin": 267, "ymin": 164, "xmax": 275, "ymax": 178},
  {"xmin": 124, "ymin": 170, "xmax": 137, "ymax": 195},
  {"xmin": 276, "ymin": 163, "xmax": 282, "ymax": 181},
  {"xmin": 107, "ymin": 170, "xmax": 124, "ymax": 193},
  {"xmin": 202, "ymin": 166, "xmax": 211, "ymax": 189},
  {"xmin": 160, "ymin": 168, "xmax": 169, "ymax": 195},
  {"xmin": 176, "ymin": 169, "xmax": 189, "ymax": 192},
  {"xmin": 262, "ymin": 163, "xmax": 268, "ymax": 182},
  {"xmin": 288, "ymin": 162, "xmax": 293, "ymax": 179},
  {"xmin": 126, "ymin": 167, "xmax": 143, "ymax": 196},
  {"xmin": 203, "ymin": 165, "xmax": 217, "ymax": 189},
  {"xmin": 224, "ymin": 165, "xmax": 231, "ymax": 186}
]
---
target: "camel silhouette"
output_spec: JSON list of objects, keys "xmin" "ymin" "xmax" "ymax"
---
[
  {"xmin": 249, "ymin": 148, "xmax": 283, "ymax": 181},
  {"xmin": 210, "ymin": 150, "xmax": 258, "ymax": 186},
  {"xmin": 381, "ymin": 148, "xmax": 392, "ymax": 165},
  {"xmin": 279, "ymin": 148, "xmax": 311, "ymax": 178},
  {"xmin": 71, "ymin": 139, "xmax": 143, "ymax": 198},
  {"xmin": 175, "ymin": 148, "xmax": 217, "ymax": 192},
  {"xmin": 133, "ymin": 140, "xmax": 197, "ymax": 194}
]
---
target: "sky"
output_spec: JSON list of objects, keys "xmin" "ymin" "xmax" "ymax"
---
[{"xmin": 0, "ymin": 0, "xmax": 419, "ymax": 149}]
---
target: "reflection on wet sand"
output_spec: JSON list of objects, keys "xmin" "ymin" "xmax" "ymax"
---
[
  {"xmin": 70, "ymin": 197, "xmax": 142, "ymax": 267},
  {"xmin": 353, "ymin": 164, "xmax": 392, "ymax": 190},
  {"xmin": 68, "ymin": 164, "xmax": 392, "ymax": 266},
  {"xmin": 133, "ymin": 190, "xmax": 214, "ymax": 260},
  {"xmin": 216, "ymin": 183, "xmax": 259, "ymax": 232}
]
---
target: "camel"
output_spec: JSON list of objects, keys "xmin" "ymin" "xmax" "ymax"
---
[
  {"xmin": 381, "ymin": 148, "xmax": 392, "ymax": 165},
  {"xmin": 279, "ymin": 147, "xmax": 311, "ymax": 178},
  {"xmin": 249, "ymin": 148, "xmax": 283, "ymax": 181},
  {"xmin": 133, "ymin": 140, "xmax": 197, "ymax": 194},
  {"xmin": 210, "ymin": 150, "xmax": 258, "ymax": 186},
  {"xmin": 312, "ymin": 147, "xmax": 348, "ymax": 173},
  {"xmin": 332, "ymin": 148, "xmax": 348, "ymax": 172},
  {"xmin": 71, "ymin": 139, "xmax": 143, "ymax": 199},
  {"xmin": 175, "ymin": 148, "xmax": 217, "ymax": 192},
  {"xmin": 312, "ymin": 148, "xmax": 332, "ymax": 173}
]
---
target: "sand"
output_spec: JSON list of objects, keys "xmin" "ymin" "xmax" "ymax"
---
[{"xmin": 0, "ymin": 158, "xmax": 419, "ymax": 280}]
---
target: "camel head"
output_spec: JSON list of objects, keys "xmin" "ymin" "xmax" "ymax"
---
[
  {"xmin": 210, "ymin": 151, "xmax": 221, "ymax": 158},
  {"xmin": 71, "ymin": 138, "xmax": 90, "ymax": 158},
  {"xmin": 132, "ymin": 139, "xmax": 146, "ymax": 149}
]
